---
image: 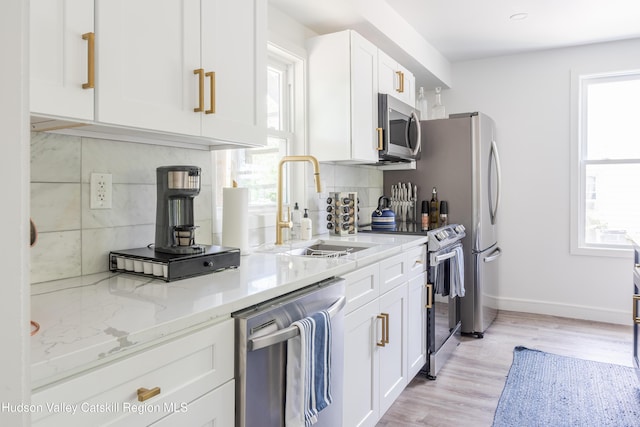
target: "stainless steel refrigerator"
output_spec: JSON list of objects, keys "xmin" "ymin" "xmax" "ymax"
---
[{"xmin": 384, "ymin": 112, "xmax": 502, "ymax": 337}]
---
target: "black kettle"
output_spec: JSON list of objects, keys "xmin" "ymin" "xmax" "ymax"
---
[{"xmin": 371, "ymin": 196, "xmax": 396, "ymax": 230}]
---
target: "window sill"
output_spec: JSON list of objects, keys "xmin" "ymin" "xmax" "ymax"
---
[{"xmin": 570, "ymin": 243, "xmax": 633, "ymax": 258}]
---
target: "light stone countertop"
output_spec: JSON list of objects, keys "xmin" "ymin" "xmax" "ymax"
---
[{"xmin": 30, "ymin": 233, "xmax": 426, "ymax": 389}]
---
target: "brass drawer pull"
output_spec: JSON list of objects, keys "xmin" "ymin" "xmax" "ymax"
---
[
  {"xmin": 81, "ymin": 32, "xmax": 95, "ymax": 89},
  {"xmin": 137, "ymin": 387, "xmax": 161, "ymax": 402},
  {"xmin": 376, "ymin": 127, "xmax": 383, "ymax": 151},
  {"xmin": 425, "ymin": 283, "xmax": 433, "ymax": 308},
  {"xmin": 194, "ymin": 68, "xmax": 205, "ymax": 112},
  {"xmin": 382, "ymin": 312, "xmax": 389, "ymax": 344},
  {"xmin": 634, "ymin": 295, "xmax": 640, "ymax": 325},
  {"xmin": 205, "ymin": 71, "xmax": 215, "ymax": 114},
  {"xmin": 376, "ymin": 314, "xmax": 386, "ymax": 347}
]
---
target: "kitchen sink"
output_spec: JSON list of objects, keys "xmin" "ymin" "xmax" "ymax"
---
[{"xmin": 286, "ymin": 241, "xmax": 374, "ymax": 258}]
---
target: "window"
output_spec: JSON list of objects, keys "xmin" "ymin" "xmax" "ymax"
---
[
  {"xmin": 213, "ymin": 45, "xmax": 300, "ymax": 210},
  {"xmin": 572, "ymin": 70, "xmax": 640, "ymax": 255}
]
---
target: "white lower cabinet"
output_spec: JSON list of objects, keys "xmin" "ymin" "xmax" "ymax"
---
[
  {"xmin": 31, "ymin": 318, "xmax": 234, "ymax": 427},
  {"xmin": 407, "ymin": 272, "xmax": 427, "ymax": 378},
  {"xmin": 343, "ymin": 245, "xmax": 425, "ymax": 427}
]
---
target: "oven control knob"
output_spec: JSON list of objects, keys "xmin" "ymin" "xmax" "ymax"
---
[
  {"xmin": 456, "ymin": 224, "xmax": 465, "ymax": 233},
  {"xmin": 204, "ymin": 260, "xmax": 214, "ymax": 268}
]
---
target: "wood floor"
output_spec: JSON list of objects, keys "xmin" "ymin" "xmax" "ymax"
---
[{"xmin": 376, "ymin": 310, "xmax": 633, "ymax": 427}]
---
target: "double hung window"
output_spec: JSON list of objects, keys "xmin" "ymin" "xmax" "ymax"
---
[{"xmin": 572, "ymin": 70, "xmax": 640, "ymax": 255}]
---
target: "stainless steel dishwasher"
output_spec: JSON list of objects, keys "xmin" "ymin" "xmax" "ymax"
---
[{"xmin": 233, "ymin": 277, "xmax": 345, "ymax": 427}]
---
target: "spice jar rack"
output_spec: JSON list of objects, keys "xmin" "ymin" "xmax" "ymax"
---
[{"xmin": 326, "ymin": 192, "xmax": 358, "ymax": 236}]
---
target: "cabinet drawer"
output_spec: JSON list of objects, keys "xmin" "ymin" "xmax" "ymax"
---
[
  {"xmin": 380, "ymin": 252, "xmax": 407, "ymax": 295},
  {"xmin": 151, "ymin": 379, "xmax": 234, "ymax": 426},
  {"xmin": 406, "ymin": 245, "xmax": 426, "ymax": 279},
  {"xmin": 342, "ymin": 263, "xmax": 380, "ymax": 314},
  {"xmin": 32, "ymin": 318, "xmax": 234, "ymax": 426}
]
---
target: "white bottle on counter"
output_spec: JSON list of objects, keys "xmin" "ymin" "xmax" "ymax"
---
[{"xmin": 301, "ymin": 208, "xmax": 312, "ymax": 240}]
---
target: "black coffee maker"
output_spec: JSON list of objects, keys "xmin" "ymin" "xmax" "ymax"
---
[{"xmin": 154, "ymin": 165, "xmax": 204, "ymax": 254}]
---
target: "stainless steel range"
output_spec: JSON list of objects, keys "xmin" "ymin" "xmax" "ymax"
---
[{"xmin": 424, "ymin": 224, "xmax": 466, "ymax": 379}]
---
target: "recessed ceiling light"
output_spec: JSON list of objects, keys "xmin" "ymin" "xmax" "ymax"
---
[{"xmin": 509, "ymin": 12, "xmax": 529, "ymax": 21}]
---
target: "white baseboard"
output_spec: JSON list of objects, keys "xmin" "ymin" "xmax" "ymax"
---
[{"xmin": 495, "ymin": 296, "xmax": 630, "ymax": 326}]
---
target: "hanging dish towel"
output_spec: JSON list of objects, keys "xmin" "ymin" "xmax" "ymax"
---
[
  {"xmin": 450, "ymin": 245, "xmax": 465, "ymax": 298},
  {"xmin": 285, "ymin": 310, "xmax": 333, "ymax": 427}
]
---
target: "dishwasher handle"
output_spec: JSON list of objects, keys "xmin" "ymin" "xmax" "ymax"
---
[{"xmin": 248, "ymin": 296, "xmax": 346, "ymax": 352}]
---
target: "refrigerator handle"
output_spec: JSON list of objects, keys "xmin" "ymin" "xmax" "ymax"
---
[
  {"xmin": 483, "ymin": 246, "xmax": 502, "ymax": 263},
  {"xmin": 489, "ymin": 140, "xmax": 502, "ymax": 225},
  {"xmin": 410, "ymin": 110, "xmax": 421, "ymax": 156}
]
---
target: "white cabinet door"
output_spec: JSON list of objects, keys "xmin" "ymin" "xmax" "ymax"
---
[
  {"xmin": 349, "ymin": 31, "xmax": 379, "ymax": 163},
  {"xmin": 30, "ymin": 0, "xmax": 94, "ymax": 120},
  {"xmin": 377, "ymin": 49, "xmax": 415, "ymax": 107},
  {"xmin": 407, "ymin": 272, "xmax": 427, "ymax": 378},
  {"xmin": 95, "ymin": 0, "xmax": 201, "ymax": 136},
  {"xmin": 199, "ymin": 0, "xmax": 266, "ymax": 146},
  {"xmin": 343, "ymin": 299, "xmax": 380, "ymax": 427},
  {"xmin": 308, "ymin": 30, "xmax": 378, "ymax": 163},
  {"xmin": 378, "ymin": 282, "xmax": 408, "ymax": 415}
]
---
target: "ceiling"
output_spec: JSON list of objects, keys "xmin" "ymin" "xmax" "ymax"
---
[{"xmin": 270, "ymin": 0, "xmax": 640, "ymax": 62}]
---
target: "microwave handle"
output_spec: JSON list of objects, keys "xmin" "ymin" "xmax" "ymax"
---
[{"xmin": 410, "ymin": 111, "xmax": 421, "ymax": 156}]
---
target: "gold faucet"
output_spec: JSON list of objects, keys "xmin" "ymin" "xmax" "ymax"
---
[{"xmin": 276, "ymin": 155, "xmax": 322, "ymax": 245}]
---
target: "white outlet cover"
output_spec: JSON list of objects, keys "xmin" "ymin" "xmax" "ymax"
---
[{"xmin": 90, "ymin": 173, "xmax": 113, "ymax": 209}]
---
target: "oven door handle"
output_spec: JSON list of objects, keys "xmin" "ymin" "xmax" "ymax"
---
[
  {"xmin": 430, "ymin": 250, "xmax": 456, "ymax": 265},
  {"xmin": 247, "ymin": 296, "xmax": 346, "ymax": 352}
]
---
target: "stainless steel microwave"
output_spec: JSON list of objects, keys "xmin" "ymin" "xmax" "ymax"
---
[{"xmin": 377, "ymin": 93, "xmax": 421, "ymax": 162}]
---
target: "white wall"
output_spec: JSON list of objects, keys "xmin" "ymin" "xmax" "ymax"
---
[{"xmin": 443, "ymin": 38, "xmax": 640, "ymax": 324}]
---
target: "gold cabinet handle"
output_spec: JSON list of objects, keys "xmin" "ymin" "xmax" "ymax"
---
[
  {"xmin": 425, "ymin": 283, "xmax": 433, "ymax": 308},
  {"xmin": 376, "ymin": 314, "xmax": 386, "ymax": 347},
  {"xmin": 376, "ymin": 127, "xmax": 383, "ymax": 151},
  {"xmin": 82, "ymin": 32, "xmax": 95, "ymax": 89},
  {"xmin": 382, "ymin": 312, "xmax": 389, "ymax": 344},
  {"xmin": 137, "ymin": 387, "xmax": 161, "ymax": 402},
  {"xmin": 634, "ymin": 295, "xmax": 640, "ymax": 324},
  {"xmin": 205, "ymin": 71, "xmax": 215, "ymax": 114},
  {"xmin": 399, "ymin": 71, "xmax": 405, "ymax": 93},
  {"xmin": 194, "ymin": 69, "xmax": 205, "ymax": 112},
  {"xmin": 395, "ymin": 70, "xmax": 402, "ymax": 93}
]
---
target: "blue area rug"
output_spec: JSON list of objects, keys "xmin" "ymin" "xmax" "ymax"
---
[{"xmin": 492, "ymin": 346, "xmax": 640, "ymax": 427}]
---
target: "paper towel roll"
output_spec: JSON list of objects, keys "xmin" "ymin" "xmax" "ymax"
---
[{"xmin": 222, "ymin": 186, "xmax": 249, "ymax": 254}]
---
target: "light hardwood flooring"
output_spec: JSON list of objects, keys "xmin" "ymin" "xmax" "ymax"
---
[{"xmin": 376, "ymin": 310, "xmax": 633, "ymax": 427}]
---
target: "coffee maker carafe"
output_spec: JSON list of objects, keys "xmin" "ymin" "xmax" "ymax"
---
[{"xmin": 155, "ymin": 165, "xmax": 204, "ymax": 254}]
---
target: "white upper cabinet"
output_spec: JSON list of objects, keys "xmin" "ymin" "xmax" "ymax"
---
[
  {"xmin": 378, "ymin": 49, "xmax": 415, "ymax": 107},
  {"xmin": 96, "ymin": 0, "xmax": 266, "ymax": 146},
  {"xmin": 30, "ymin": 0, "xmax": 94, "ymax": 121},
  {"xmin": 308, "ymin": 30, "xmax": 379, "ymax": 163},
  {"xmin": 30, "ymin": 0, "xmax": 266, "ymax": 148}
]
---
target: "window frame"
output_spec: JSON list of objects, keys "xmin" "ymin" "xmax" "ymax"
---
[{"xmin": 570, "ymin": 68, "xmax": 640, "ymax": 257}]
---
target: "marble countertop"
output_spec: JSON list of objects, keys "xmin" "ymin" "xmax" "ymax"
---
[{"xmin": 31, "ymin": 233, "xmax": 426, "ymax": 388}]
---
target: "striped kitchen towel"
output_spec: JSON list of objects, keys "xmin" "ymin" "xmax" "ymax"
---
[{"xmin": 285, "ymin": 310, "xmax": 333, "ymax": 427}]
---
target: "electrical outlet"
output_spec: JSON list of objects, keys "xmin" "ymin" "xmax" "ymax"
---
[{"xmin": 90, "ymin": 173, "xmax": 112, "ymax": 209}]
